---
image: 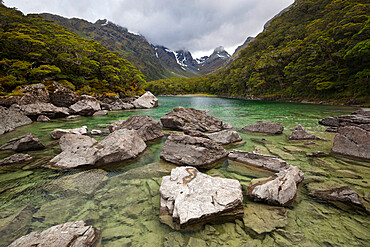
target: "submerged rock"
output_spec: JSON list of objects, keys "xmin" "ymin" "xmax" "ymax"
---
[
  {"xmin": 45, "ymin": 169, "xmax": 108, "ymax": 196},
  {"xmin": 0, "ymin": 133, "xmax": 45, "ymax": 152},
  {"xmin": 206, "ymin": 130, "xmax": 242, "ymax": 145},
  {"xmin": 36, "ymin": 115, "xmax": 50, "ymax": 122},
  {"xmin": 307, "ymin": 182, "xmax": 367, "ymax": 211},
  {"xmin": 69, "ymin": 95, "xmax": 101, "ymax": 116},
  {"xmin": 0, "ymin": 106, "xmax": 32, "ymax": 135},
  {"xmin": 161, "ymin": 107, "xmax": 231, "ymax": 132},
  {"xmin": 132, "ymin": 91, "xmax": 158, "ymax": 109},
  {"xmin": 0, "ymin": 154, "xmax": 33, "ymax": 166},
  {"xmin": 247, "ymin": 166, "xmax": 304, "ymax": 206},
  {"xmin": 50, "ymin": 126, "xmax": 88, "ymax": 140},
  {"xmin": 331, "ymin": 126, "xmax": 370, "ymax": 160},
  {"xmin": 8, "ymin": 221, "xmax": 101, "ymax": 247},
  {"xmin": 319, "ymin": 110, "xmax": 370, "ymax": 131},
  {"xmin": 109, "ymin": 115, "xmax": 163, "ymax": 141},
  {"xmin": 0, "ymin": 205, "xmax": 34, "ymax": 247},
  {"xmin": 242, "ymin": 121, "xmax": 284, "ymax": 135},
  {"xmin": 50, "ymin": 129, "xmax": 146, "ymax": 169},
  {"xmin": 289, "ymin": 125, "xmax": 322, "ymax": 140},
  {"xmin": 160, "ymin": 134, "xmax": 228, "ymax": 168},
  {"xmin": 159, "ymin": 167, "xmax": 243, "ymax": 229},
  {"xmin": 228, "ymin": 150, "xmax": 291, "ymax": 173},
  {"xmin": 243, "ymin": 203, "xmax": 288, "ymax": 234}
]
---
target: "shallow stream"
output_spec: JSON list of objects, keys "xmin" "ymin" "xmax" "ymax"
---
[{"xmin": 0, "ymin": 96, "xmax": 369, "ymax": 246}]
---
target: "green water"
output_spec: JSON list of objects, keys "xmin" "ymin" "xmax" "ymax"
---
[{"xmin": 0, "ymin": 96, "xmax": 369, "ymax": 246}]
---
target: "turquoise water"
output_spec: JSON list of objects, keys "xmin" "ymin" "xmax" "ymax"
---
[{"xmin": 0, "ymin": 96, "xmax": 369, "ymax": 246}]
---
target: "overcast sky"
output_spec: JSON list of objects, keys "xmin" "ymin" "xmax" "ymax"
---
[{"xmin": 4, "ymin": 0, "xmax": 294, "ymax": 58}]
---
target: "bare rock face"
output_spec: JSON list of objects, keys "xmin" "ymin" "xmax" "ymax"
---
[
  {"xmin": 36, "ymin": 115, "xmax": 50, "ymax": 122},
  {"xmin": 242, "ymin": 121, "xmax": 284, "ymax": 135},
  {"xmin": 19, "ymin": 103, "xmax": 69, "ymax": 119},
  {"xmin": 0, "ymin": 154, "xmax": 33, "ymax": 166},
  {"xmin": 160, "ymin": 134, "xmax": 228, "ymax": 168},
  {"xmin": 307, "ymin": 182, "xmax": 367, "ymax": 211},
  {"xmin": 0, "ymin": 133, "xmax": 45, "ymax": 152},
  {"xmin": 59, "ymin": 134, "xmax": 97, "ymax": 152},
  {"xmin": 50, "ymin": 129, "xmax": 146, "ymax": 169},
  {"xmin": 247, "ymin": 166, "xmax": 304, "ymax": 206},
  {"xmin": 109, "ymin": 115, "xmax": 163, "ymax": 141},
  {"xmin": 18, "ymin": 83, "xmax": 50, "ymax": 105},
  {"xmin": 50, "ymin": 134, "xmax": 98, "ymax": 169},
  {"xmin": 206, "ymin": 130, "xmax": 242, "ymax": 145},
  {"xmin": 94, "ymin": 129, "xmax": 146, "ymax": 166},
  {"xmin": 132, "ymin": 91, "xmax": 158, "ymax": 109},
  {"xmin": 69, "ymin": 95, "xmax": 101, "ymax": 116},
  {"xmin": 0, "ymin": 106, "xmax": 32, "ymax": 135},
  {"xmin": 161, "ymin": 107, "xmax": 232, "ymax": 132},
  {"xmin": 50, "ymin": 126, "xmax": 88, "ymax": 140},
  {"xmin": 160, "ymin": 167, "xmax": 244, "ymax": 230},
  {"xmin": 289, "ymin": 125, "xmax": 321, "ymax": 140},
  {"xmin": 228, "ymin": 150, "xmax": 291, "ymax": 173},
  {"xmin": 8, "ymin": 221, "xmax": 101, "ymax": 247},
  {"xmin": 331, "ymin": 126, "xmax": 370, "ymax": 160},
  {"xmin": 49, "ymin": 82, "xmax": 79, "ymax": 107}
]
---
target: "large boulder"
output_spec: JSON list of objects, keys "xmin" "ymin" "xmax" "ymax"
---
[
  {"xmin": 49, "ymin": 82, "xmax": 79, "ymax": 107},
  {"xmin": 69, "ymin": 95, "xmax": 101, "ymax": 116},
  {"xmin": 49, "ymin": 135, "xmax": 98, "ymax": 169},
  {"xmin": 0, "ymin": 154, "xmax": 33, "ymax": 166},
  {"xmin": 331, "ymin": 126, "xmax": 370, "ymax": 160},
  {"xmin": 242, "ymin": 121, "xmax": 284, "ymax": 135},
  {"xmin": 17, "ymin": 83, "xmax": 50, "ymax": 105},
  {"xmin": 307, "ymin": 182, "xmax": 367, "ymax": 211},
  {"xmin": 99, "ymin": 96, "xmax": 134, "ymax": 111},
  {"xmin": 0, "ymin": 133, "xmax": 45, "ymax": 152},
  {"xmin": 36, "ymin": 115, "xmax": 50, "ymax": 122},
  {"xmin": 160, "ymin": 134, "xmax": 228, "ymax": 168},
  {"xmin": 0, "ymin": 106, "xmax": 32, "ymax": 135},
  {"xmin": 8, "ymin": 221, "xmax": 101, "ymax": 247},
  {"xmin": 160, "ymin": 107, "xmax": 232, "ymax": 132},
  {"xmin": 19, "ymin": 103, "xmax": 69, "ymax": 119},
  {"xmin": 206, "ymin": 130, "xmax": 242, "ymax": 145},
  {"xmin": 109, "ymin": 115, "xmax": 163, "ymax": 141},
  {"xmin": 132, "ymin": 91, "xmax": 158, "ymax": 109},
  {"xmin": 247, "ymin": 166, "xmax": 304, "ymax": 206},
  {"xmin": 289, "ymin": 125, "xmax": 322, "ymax": 140},
  {"xmin": 50, "ymin": 129, "xmax": 146, "ymax": 169},
  {"xmin": 228, "ymin": 150, "xmax": 291, "ymax": 172},
  {"xmin": 160, "ymin": 166, "xmax": 243, "ymax": 230},
  {"xmin": 319, "ymin": 110, "xmax": 370, "ymax": 132},
  {"xmin": 59, "ymin": 134, "xmax": 97, "ymax": 152},
  {"xmin": 50, "ymin": 126, "xmax": 88, "ymax": 140}
]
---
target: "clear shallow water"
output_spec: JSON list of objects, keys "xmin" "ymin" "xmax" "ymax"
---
[{"xmin": 0, "ymin": 96, "xmax": 369, "ymax": 246}]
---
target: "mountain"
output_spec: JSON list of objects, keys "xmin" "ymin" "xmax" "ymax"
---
[
  {"xmin": 145, "ymin": 0, "xmax": 370, "ymax": 104},
  {"xmin": 41, "ymin": 13, "xmax": 167, "ymax": 81},
  {"xmin": 155, "ymin": 45, "xmax": 230, "ymax": 77},
  {"xmin": 41, "ymin": 14, "xmax": 230, "ymax": 80}
]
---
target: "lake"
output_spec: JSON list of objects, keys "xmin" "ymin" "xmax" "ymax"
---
[{"xmin": 0, "ymin": 96, "xmax": 369, "ymax": 246}]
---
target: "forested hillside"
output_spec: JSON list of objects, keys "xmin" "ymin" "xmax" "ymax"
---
[
  {"xmin": 146, "ymin": 0, "xmax": 370, "ymax": 103},
  {"xmin": 41, "ymin": 14, "xmax": 169, "ymax": 81},
  {"xmin": 0, "ymin": 3, "xmax": 145, "ymax": 96}
]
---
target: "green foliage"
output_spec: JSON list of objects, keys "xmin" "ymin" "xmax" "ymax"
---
[{"xmin": 0, "ymin": 4, "xmax": 145, "ymax": 96}]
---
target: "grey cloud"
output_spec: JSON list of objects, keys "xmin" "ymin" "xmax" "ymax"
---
[{"xmin": 5, "ymin": 0, "xmax": 294, "ymax": 56}]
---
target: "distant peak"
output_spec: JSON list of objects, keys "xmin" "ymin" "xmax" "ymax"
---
[{"xmin": 214, "ymin": 46, "xmax": 225, "ymax": 53}]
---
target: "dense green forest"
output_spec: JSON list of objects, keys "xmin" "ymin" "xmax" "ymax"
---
[
  {"xmin": 145, "ymin": 0, "xmax": 370, "ymax": 103},
  {"xmin": 41, "ymin": 14, "xmax": 169, "ymax": 81},
  {"xmin": 0, "ymin": 3, "xmax": 145, "ymax": 96}
]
